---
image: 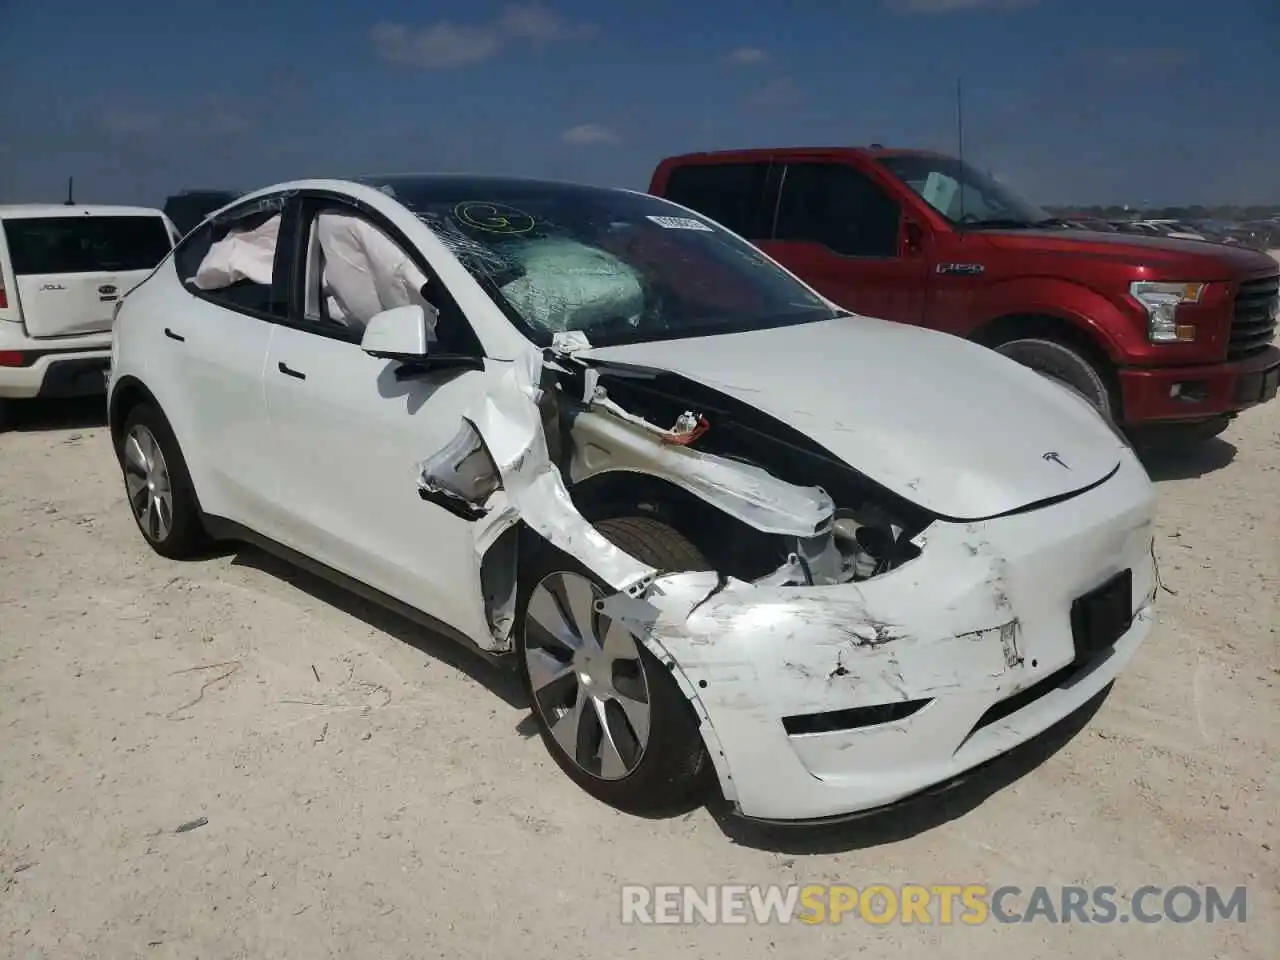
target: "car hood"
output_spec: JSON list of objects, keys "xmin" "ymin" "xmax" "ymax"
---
[
  {"xmin": 979, "ymin": 228, "xmax": 1280, "ymax": 279},
  {"xmin": 581, "ymin": 316, "xmax": 1127, "ymax": 521}
]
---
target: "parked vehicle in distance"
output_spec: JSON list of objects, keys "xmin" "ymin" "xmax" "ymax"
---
[
  {"xmin": 162, "ymin": 190, "xmax": 240, "ymax": 237},
  {"xmin": 0, "ymin": 204, "xmax": 176, "ymax": 420},
  {"xmin": 1112, "ymin": 219, "xmax": 1207, "ymax": 241},
  {"xmin": 108, "ymin": 175, "xmax": 1158, "ymax": 823},
  {"xmin": 650, "ymin": 148, "xmax": 1280, "ymax": 445}
]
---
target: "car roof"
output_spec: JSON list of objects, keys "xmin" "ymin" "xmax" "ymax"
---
[
  {"xmin": 233, "ymin": 175, "xmax": 651, "ymax": 208},
  {"xmin": 657, "ymin": 146, "xmax": 952, "ymax": 165},
  {"xmin": 0, "ymin": 203, "xmax": 167, "ymax": 220}
]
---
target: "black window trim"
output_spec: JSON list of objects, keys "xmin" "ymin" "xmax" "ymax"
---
[
  {"xmin": 174, "ymin": 191, "xmax": 297, "ymax": 327},
  {"xmin": 774, "ymin": 161, "xmax": 903, "ymax": 260},
  {"xmin": 663, "ymin": 159, "xmax": 780, "ymax": 242},
  {"xmin": 275, "ymin": 189, "xmax": 487, "ymax": 358}
]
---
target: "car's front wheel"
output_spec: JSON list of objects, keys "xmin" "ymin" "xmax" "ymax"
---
[
  {"xmin": 117, "ymin": 403, "xmax": 208, "ymax": 559},
  {"xmin": 515, "ymin": 516, "xmax": 711, "ymax": 816}
]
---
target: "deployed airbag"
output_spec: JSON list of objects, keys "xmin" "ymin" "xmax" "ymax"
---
[
  {"xmin": 193, "ymin": 214, "xmax": 281, "ymax": 289},
  {"xmin": 498, "ymin": 238, "xmax": 644, "ymax": 332},
  {"xmin": 316, "ymin": 213, "xmax": 434, "ymax": 331}
]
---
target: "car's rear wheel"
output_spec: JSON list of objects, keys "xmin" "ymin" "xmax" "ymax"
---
[
  {"xmin": 117, "ymin": 404, "xmax": 207, "ymax": 559},
  {"xmin": 515, "ymin": 516, "xmax": 710, "ymax": 816}
]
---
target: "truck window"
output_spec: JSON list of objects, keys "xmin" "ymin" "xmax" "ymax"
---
[
  {"xmin": 774, "ymin": 163, "xmax": 900, "ymax": 258},
  {"xmin": 3, "ymin": 216, "xmax": 173, "ymax": 275},
  {"xmin": 661, "ymin": 163, "xmax": 772, "ymax": 239}
]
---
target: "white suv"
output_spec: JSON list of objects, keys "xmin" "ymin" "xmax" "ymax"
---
[
  {"xmin": 105, "ymin": 176, "xmax": 1157, "ymax": 823},
  {"xmin": 0, "ymin": 204, "xmax": 176, "ymax": 418}
]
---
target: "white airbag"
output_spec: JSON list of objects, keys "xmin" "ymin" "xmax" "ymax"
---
[
  {"xmin": 317, "ymin": 213, "xmax": 433, "ymax": 331},
  {"xmin": 192, "ymin": 214, "xmax": 281, "ymax": 289},
  {"xmin": 499, "ymin": 238, "xmax": 643, "ymax": 332}
]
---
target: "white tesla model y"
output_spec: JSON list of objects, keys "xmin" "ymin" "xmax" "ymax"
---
[{"xmin": 107, "ymin": 176, "xmax": 1158, "ymax": 823}]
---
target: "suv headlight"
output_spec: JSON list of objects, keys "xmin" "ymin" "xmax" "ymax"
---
[{"xmin": 1130, "ymin": 281, "xmax": 1205, "ymax": 343}]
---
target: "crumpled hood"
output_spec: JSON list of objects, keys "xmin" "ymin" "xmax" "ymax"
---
[{"xmin": 582, "ymin": 316, "xmax": 1128, "ymax": 521}]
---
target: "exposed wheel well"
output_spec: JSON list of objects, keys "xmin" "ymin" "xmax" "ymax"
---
[
  {"xmin": 108, "ymin": 377, "xmax": 161, "ymax": 452},
  {"xmin": 568, "ymin": 470, "xmax": 788, "ymax": 581},
  {"xmin": 971, "ymin": 313, "xmax": 1115, "ymax": 372}
]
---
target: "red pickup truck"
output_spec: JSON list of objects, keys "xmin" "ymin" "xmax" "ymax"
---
[{"xmin": 649, "ymin": 147, "xmax": 1280, "ymax": 444}]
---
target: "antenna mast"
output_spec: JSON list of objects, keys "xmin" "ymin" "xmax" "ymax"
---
[
  {"xmin": 64, "ymin": 177, "xmax": 75, "ymax": 206},
  {"xmin": 956, "ymin": 76, "xmax": 966, "ymax": 233}
]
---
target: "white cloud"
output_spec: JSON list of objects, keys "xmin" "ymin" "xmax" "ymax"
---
[
  {"xmin": 726, "ymin": 46, "xmax": 769, "ymax": 65},
  {"xmin": 743, "ymin": 78, "xmax": 801, "ymax": 109},
  {"xmin": 562, "ymin": 123, "xmax": 620, "ymax": 145},
  {"xmin": 372, "ymin": 5, "xmax": 594, "ymax": 69},
  {"xmin": 499, "ymin": 3, "xmax": 596, "ymax": 41}
]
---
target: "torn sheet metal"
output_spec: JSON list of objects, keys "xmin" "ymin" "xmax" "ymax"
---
[
  {"xmin": 417, "ymin": 352, "xmax": 659, "ymax": 595},
  {"xmin": 416, "ymin": 421, "xmax": 500, "ymax": 521},
  {"xmin": 568, "ymin": 403, "xmax": 834, "ymax": 538}
]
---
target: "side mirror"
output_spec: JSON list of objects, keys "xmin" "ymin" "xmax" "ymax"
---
[{"xmin": 361, "ymin": 304, "xmax": 434, "ymax": 362}]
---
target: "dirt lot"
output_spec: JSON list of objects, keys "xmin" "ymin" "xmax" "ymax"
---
[{"xmin": 1, "ymin": 396, "xmax": 1276, "ymax": 960}]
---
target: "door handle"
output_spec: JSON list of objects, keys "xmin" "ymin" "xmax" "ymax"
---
[
  {"xmin": 164, "ymin": 327, "xmax": 185, "ymax": 342},
  {"xmin": 277, "ymin": 361, "xmax": 306, "ymax": 380}
]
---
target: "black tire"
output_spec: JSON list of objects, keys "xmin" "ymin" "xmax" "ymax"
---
[
  {"xmin": 994, "ymin": 337, "xmax": 1116, "ymax": 420},
  {"xmin": 116, "ymin": 403, "xmax": 209, "ymax": 559},
  {"xmin": 515, "ymin": 516, "xmax": 711, "ymax": 816}
]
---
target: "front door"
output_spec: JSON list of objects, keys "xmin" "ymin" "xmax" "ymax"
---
[{"xmin": 262, "ymin": 195, "xmax": 494, "ymax": 644}]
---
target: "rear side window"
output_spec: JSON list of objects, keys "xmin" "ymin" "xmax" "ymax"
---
[
  {"xmin": 661, "ymin": 163, "xmax": 772, "ymax": 239},
  {"xmin": 774, "ymin": 163, "xmax": 901, "ymax": 257},
  {"xmin": 2, "ymin": 216, "xmax": 172, "ymax": 275}
]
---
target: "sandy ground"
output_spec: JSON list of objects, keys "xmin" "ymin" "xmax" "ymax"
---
[{"xmin": 0, "ymin": 395, "xmax": 1276, "ymax": 960}]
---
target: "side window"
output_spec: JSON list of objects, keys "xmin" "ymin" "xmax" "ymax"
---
[
  {"xmin": 661, "ymin": 163, "xmax": 772, "ymax": 239},
  {"xmin": 774, "ymin": 163, "xmax": 901, "ymax": 258},
  {"xmin": 298, "ymin": 199, "xmax": 483, "ymax": 355},
  {"xmin": 174, "ymin": 200, "xmax": 289, "ymax": 317}
]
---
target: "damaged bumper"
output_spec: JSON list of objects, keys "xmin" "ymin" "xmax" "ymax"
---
[
  {"xmin": 603, "ymin": 453, "xmax": 1157, "ymax": 822},
  {"xmin": 416, "ymin": 344, "xmax": 1157, "ymax": 822}
]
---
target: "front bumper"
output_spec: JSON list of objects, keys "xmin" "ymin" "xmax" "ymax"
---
[
  {"xmin": 615, "ymin": 452, "xmax": 1157, "ymax": 822},
  {"xmin": 1118, "ymin": 343, "xmax": 1280, "ymax": 423}
]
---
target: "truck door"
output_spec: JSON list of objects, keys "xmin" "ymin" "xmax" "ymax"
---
[{"xmin": 761, "ymin": 161, "xmax": 929, "ymax": 326}]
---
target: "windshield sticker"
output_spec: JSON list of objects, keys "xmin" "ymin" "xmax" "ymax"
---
[
  {"xmin": 646, "ymin": 215, "xmax": 713, "ymax": 232},
  {"xmin": 455, "ymin": 201, "xmax": 537, "ymax": 235}
]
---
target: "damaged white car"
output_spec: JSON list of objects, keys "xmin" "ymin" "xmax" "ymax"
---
[{"xmin": 107, "ymin": 176, "xmax": 1159, "ymax": 823}]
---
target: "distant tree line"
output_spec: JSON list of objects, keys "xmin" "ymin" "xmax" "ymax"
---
[{"xmin": 1044, "ymin": 204, "xmax": 1280, "ymax": 222}]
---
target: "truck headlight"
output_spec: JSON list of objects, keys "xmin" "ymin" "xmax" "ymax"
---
[{"xmin": 1130, "ymin": 281, "xmax": 1205, "ymax": 343}]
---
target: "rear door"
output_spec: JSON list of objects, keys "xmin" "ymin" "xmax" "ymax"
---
[{"xmin": 3, "ymin": 214, "xmax": 173, "ymax": 338}]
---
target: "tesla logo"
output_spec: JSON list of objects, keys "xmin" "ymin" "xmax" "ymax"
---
[{"xmin": 1042, "ymin": 451, "xmax": 1070, "ymax": 470}]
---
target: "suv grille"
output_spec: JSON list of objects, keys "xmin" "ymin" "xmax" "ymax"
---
[{"xmin": 1228, "ymin": 275, "xmax": 1279, "ymax": 361}]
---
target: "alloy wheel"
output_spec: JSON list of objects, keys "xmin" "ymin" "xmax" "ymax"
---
[
  {"xmin": 123, "ymin": 424, "xmax": 174, "ymax": 542},
  {"xmin": 523, "ymin": 570, "xmax": 652, "ymax": 780}
]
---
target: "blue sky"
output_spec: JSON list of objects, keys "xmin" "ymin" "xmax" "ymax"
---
[{"xmin": 0, "ymin": 0, "xmax": 1276, "ymax": 208}]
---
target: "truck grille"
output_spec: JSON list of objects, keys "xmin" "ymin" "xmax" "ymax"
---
[{"xmin": 1228, "ymin": 275, "xmax": 1279, "ymax": 361}]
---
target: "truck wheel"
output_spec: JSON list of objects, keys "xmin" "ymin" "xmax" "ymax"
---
[
  {"xmin": 515, "ymin": 516, "xmax": 711, "ymax": 817},
  {"xmin": 994, "ymin": 337, "xmax": 1116, "ymax": 421}
]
